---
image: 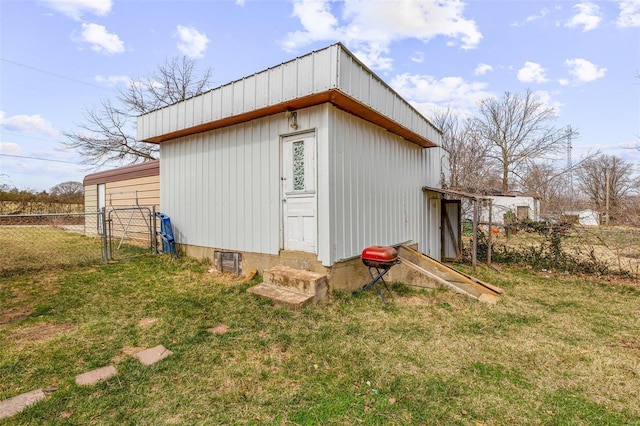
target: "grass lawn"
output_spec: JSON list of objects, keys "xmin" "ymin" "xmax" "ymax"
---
[{"xmin": 1, "ymin": 251, "xmax": 640, "ymax": 424}]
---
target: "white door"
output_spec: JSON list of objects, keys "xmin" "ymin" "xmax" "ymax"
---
[{"xmin": 281, "ymin": 132, "xmax": 317, "ymax": 252}]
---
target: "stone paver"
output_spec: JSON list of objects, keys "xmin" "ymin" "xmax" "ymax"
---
[
  {"xmin": 75, "ymin": 365, "xmax": 117, "ymax": 386},
  {"xmin": 134, "ymin": 345, "xmax": 173, "ymax": 366},
  {"xmin": 0, "ymin": 389, "xmax": 46, "ymax": 420}
]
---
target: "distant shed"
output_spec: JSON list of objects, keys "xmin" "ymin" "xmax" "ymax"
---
[
  {"xmin": 563, "ymin": 209, "xmax": 600, "ymax": 226},
  {"xmin": 83, "ymin": 160, "xmax": 159, "ymax": 235},
  {"xmin": 479, "ymin": 195, "xmax": 540, "ymax": 226}
]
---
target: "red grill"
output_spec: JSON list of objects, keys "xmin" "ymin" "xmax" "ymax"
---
[
  {"xmin": 361, "ymin": 246, "xmax": 399, "ymax": 268},
  {"xmin": 359, "ymin": 246, "xmax": 400, "ymax": 304}
]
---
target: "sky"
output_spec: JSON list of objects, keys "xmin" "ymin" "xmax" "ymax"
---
[{"xmin": 1, "ymin": 0, "xmax": 639, "ymax": 192}]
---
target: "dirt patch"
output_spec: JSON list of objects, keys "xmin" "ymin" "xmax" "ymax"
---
[
  {"xmin": 399, "ymin": 296, "xmax": 438, "ymax": 306},
  {"xmin": 9, "ymin": 323, "xmax": 75, "ymax": 346},
  {"xmin": 137, "ymin": 317, "xmax": 159, "ymax": 328},
  {"xmin": 207, "ymin": 324, "xmax": 230, "ymax": 334},
  {"xmin": 112, "ymin": 346, "xmax": 148, "ymax": 363},
  {"xmin": 613, "ymin": 339, "xmax": 640, "ymax": 352},
  {"xmin": 0, "ymin": 308, "xmax": 34, "ymax": 329}
]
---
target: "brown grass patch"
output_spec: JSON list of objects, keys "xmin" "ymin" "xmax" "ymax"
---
[
  {"xmin": 0, "ymin": 307, "xmax": 33, "ymax": 329},
  {"xmin": 613, "ymin": 339, "xmax": 640, "ymax": 351},
  {"xmin": 205, "ymin": 268, "xmax": 257, "ymax": 285},
  {"xmin": 397, "ymin": 295, "xmax": 438, "ymax": 306},
  {"xmin": 9, "ymin": 323, "xmax": 75, "ymax": 345}
]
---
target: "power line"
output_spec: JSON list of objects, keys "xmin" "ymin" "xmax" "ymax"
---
[
  {"xmin": 0, "ymin": 132, "xmax": 64, "ymax": 143},
  {"xmin": 0, "ymin": 58, "xmax": 111, "ymax": 91},
  {"xmin": 0, "ymin": 153, "xmax": 82, "ymax": 165}
]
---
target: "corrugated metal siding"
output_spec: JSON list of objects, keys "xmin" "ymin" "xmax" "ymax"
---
[
  {"xmin": 138, "ymin": 44, "xmax": 439, "ymax": 147},
  {"xmin": 335, "ymin": 48, "xmax": 441, "ymax": 145},
  {"xmin": 160, "ymin": 105, "xmax": 328, "ymax": 254},
  {"xmin": 139, "ymin": 46, "xmax": 340, "ymax": 141},
  {"xmin": 84, "ymin": 185, "xmax": 98, "ymax": 234},
  {"xmin": 159, "ymin": 100, "xmax": 443, "ymax": 265},
  {"xmin": 326, "ymin": 107, "xmax": 436, "ymax": 264},
  {"xmin": 105, "ymin": 175, "xmax": 159, "ymax": 208}
]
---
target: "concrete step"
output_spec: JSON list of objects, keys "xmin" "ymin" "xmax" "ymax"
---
[
  {"xmin": 247, "ymin": 266, "xmax": 328, "ymax": 310},
  {"xmin": 263, "ymin": 266, "xmax": 327, "ymax": 296},
  {"xmin": 247, "ymin": 283, "xmax": 316, "ymax": 310}
]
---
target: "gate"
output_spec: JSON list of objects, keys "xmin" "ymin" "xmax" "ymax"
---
[{"xmin": 105, "ymin": 206, "xmax": 154, "ymax": 260}]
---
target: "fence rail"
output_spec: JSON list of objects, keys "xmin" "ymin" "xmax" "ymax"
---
[{"xmin": 0, "ymin": 208, "xmax": 164, "ymax": 277}]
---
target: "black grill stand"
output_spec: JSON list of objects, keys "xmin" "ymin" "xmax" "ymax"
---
[{"xmin": 361, "ymin": 260, "xmax": 400, "ymax": 304}]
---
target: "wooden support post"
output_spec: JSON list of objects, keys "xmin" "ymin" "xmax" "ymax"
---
[
  {"xmin": 487, "ymin": 199, "xmax": 492, "ymax": 266},
  {"xmin": 472, "ymin": 199, "xmax": 478, "ymax": 273}
]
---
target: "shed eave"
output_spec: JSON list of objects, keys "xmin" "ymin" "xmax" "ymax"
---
[
  {"xmin": 83, "ymin": 160, "xmax": 160, "ymax": 186},
  {"xmin": 141, "ymin": 89, "xmax": 438, "ymax": 148}
]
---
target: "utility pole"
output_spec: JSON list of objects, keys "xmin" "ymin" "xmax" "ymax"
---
[{"xmin": 566, "ymin": 125, "xmax": 574, "ymax": 202}]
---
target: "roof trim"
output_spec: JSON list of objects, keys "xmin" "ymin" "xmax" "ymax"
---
[
  {"xmin": 83, "ymin": 160, "xmax": 159, "ymax": 186},
  {"xmin": 141, "ymin": 89, "xmax": 438, "ymax": 148},
  {"xmin": 422, "ymin": 186, "xmax": 491, "ymax": 201}
]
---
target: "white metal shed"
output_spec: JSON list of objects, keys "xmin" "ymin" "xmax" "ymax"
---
[
  {"xmin": 479, "ymin": 195, "xmax": 541, "ymax": 226},
  {"xmin": 137, "ymin": 43, "xmax": 445, "ymax": 287}
]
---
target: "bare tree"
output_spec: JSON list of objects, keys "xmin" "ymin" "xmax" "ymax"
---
[
  {"xmin": 120, "ymin": 56, "xmax": 212, "ymax": 115},
  {"xmin": 520, "ymin": 162, "xmax": 573, "ymax": 213},
  {"xmin": 474, "ymin": 90, "xmax": 573, "ymax": 194},
  {"xmin": 576, "ymin": 154, "xmax": 639, "ymax": 224},
  {"xmin": 64, "ymin": 56, "xmax": 212, "ymax": 166},
  {"xmin": 431, "ymin": 108, "xmax": 498, "ymax": 193},
  {"xmin": 49, "ymin": 181, "xmax": 84, "ymax": 203}
]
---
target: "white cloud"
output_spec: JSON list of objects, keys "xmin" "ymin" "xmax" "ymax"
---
[
  {"xmin": 617, "ymin": 0, "xmax": 640, "ymax": 27},
  {"xmin": 95, "ymin": 75, "xmax": 131, "ymax": 86},
  {"xmin": 511, "ymin": 7, "xmax": 550, "ymax": 26},
  {"xmin": 474, "ymin": 63, "xmax": 493, "ymax": 76},
  {"xmin": 390, "ymin": 73, "xmax": 493, "ymax": 117},
  {"xmin": 517, "ymin": 61, "xmax": 548, "ymax": 83},
  {"xmin": 565, "ymin": 58, "xmax": 607, "ymax": 82},
  {"xmin": 40, "ymin": 0, "xmax": 112, "ymax": 20},
  {"xmin": 532, "ymin": 90, "xmax": 564, "ymax": 114},
  {"xmin": 0, "ymin": 111, "xmax": 59, "ymax": 136},
  {"xmin": 176, "ymin": 25, "xmax": 210, "ymax": 59},
  {"xmin": 74, "ymin": 23, "xmax": 125, "ymax": 55},
  {"xmin": 565, "ymin": 2, "xmax": 601, "ymax": 31},
  {"xmin": 0, "ymin": 142, "xmax": 25, "ymax": 156},
  {"xmin": 282, "ymin": 0, "xmax": 482, "ymax": 70},
  {"xmin": 410, "ymin": 51, "xmax": 424, "ymax": 64},
  {"xmin": 235, "ymin": 0, "xmax": 246, "ymax": 5},
  {"xmin": 281, "ymin": 0, "xmax": 340, "ymax": 52}
]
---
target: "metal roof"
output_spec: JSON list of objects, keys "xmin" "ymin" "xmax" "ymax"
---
[
  {"xmin": 83, "ymin": 160, "xmax": 159, "ymax": 186},
  {"xmin": 137, "ymin": 43, "xmax": 441, "ymax": 148}
]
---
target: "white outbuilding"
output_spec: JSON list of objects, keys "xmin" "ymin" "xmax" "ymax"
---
[
  {"xmin": 479, "ymin": 195, "xmax": 541, "ymax": 226},
  {"xmin": 137, "ymin": 43, "xmax": 446, "ymax": 291}
]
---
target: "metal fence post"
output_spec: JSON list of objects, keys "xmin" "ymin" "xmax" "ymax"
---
[
  {"xmin": 100, "ymin": 207, "xmax": 108, "ymax": 263},
  {"xmin": 152, "ymin": 205, "xmax": 158, "ymax": 254}
]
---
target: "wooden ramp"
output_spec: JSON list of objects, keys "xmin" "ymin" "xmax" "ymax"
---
[{"xmin": 397, "ymin": 245, "xmax": 503, "ymax": 304}]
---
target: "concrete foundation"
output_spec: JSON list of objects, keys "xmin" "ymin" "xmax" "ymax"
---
[{"xmin": 180, "ymin": 243, "xmax": 427, "ymax": 293}]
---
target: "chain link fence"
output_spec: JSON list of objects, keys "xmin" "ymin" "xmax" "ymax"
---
[
  {"xmin": 469, "ymin": 220, "xmax": 640, "ymax": 281},
  {"xmin": 1, "ymin": 208, "xmax": 161, "ymax": 278}
]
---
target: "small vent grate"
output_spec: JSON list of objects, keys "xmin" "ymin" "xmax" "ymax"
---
[{"xmin": 214, "ymin": 251, "xmax": 242, "ymax": 275}]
